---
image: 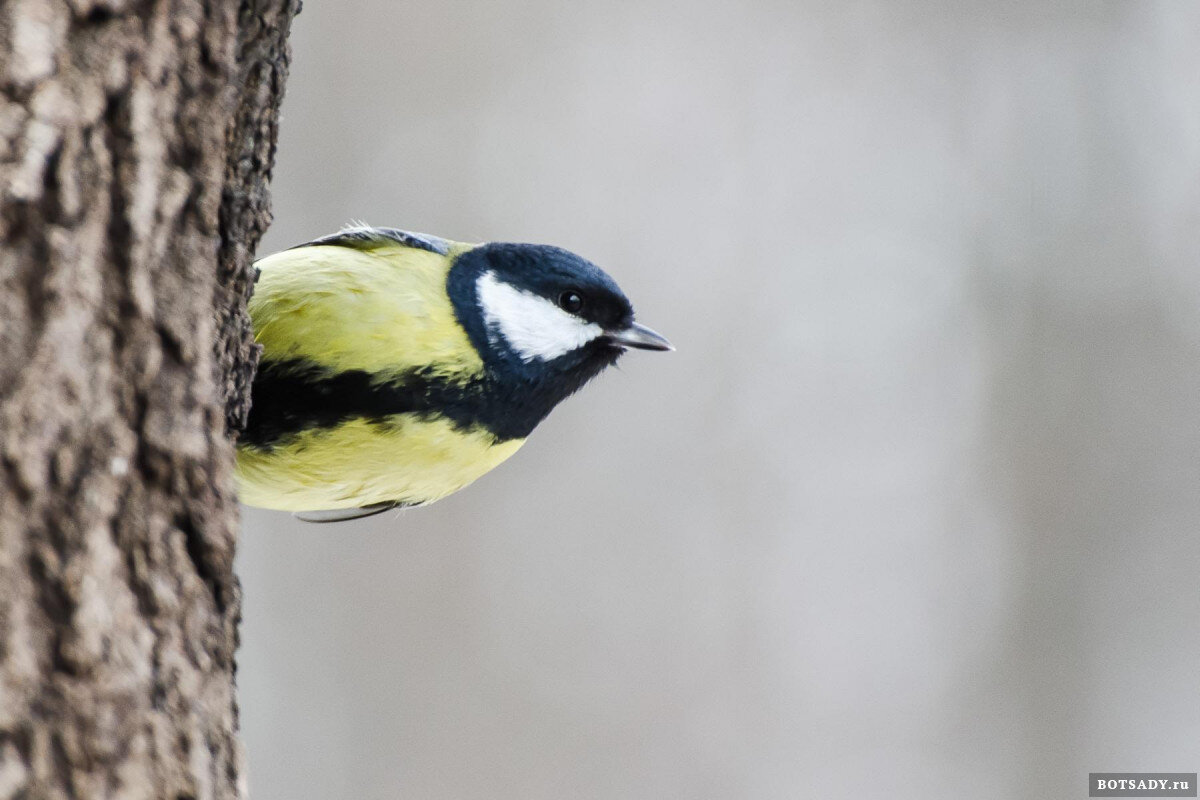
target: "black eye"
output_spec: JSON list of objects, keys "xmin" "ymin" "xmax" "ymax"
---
[{"xmin": 558, "ymin": 290, "xmax": 585, "ymax": 314}]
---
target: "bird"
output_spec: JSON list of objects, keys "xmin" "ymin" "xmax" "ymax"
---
[{"xmin": 234, "ymin": 225, "xmax": 672, "ymax": 522}]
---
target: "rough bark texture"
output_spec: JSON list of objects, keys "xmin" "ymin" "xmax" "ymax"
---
[{"xmin": 0, "ymin": 1, "xmax": 298, "ymax": 797}]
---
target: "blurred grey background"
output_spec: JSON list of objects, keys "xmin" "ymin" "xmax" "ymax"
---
[{"xmin": 236, "ymin": 2, "xmax": 1200, "ymax": 798}]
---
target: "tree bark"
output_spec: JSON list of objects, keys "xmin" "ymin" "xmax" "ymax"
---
[{"xmin": 0, "ymin": 1, "xmax": 298, "ymax": 797}]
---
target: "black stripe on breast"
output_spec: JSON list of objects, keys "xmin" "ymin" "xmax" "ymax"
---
[{"xmin": 240, "ymin": 359, "xmax": 546, "ymax": 449}]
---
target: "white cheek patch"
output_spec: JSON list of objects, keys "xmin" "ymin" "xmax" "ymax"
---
[{"xmin": 476, "ymin": 271, "xmax": 603, "ymax": 362}]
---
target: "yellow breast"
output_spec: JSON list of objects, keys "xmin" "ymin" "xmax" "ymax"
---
[
  {"xmin": 236, "ymin": 415, "xmax": 524, "ymax": 511},
  {"xmin": 249, "ymin": 242, "xmax": 482, "ymax": 381}
]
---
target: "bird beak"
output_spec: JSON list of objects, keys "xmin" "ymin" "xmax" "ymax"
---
[{"xmin": 603, "ymin": 321, "xmax": 674, "ymax": 351}]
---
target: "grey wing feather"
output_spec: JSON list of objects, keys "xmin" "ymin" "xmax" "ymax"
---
[
  {"xmin": 294, "ymin": 502, "xmax": 406, "ymax": 524},
  {"xmin": 290, "ymin": 224, "xmax": 452, "ymax": 256}
]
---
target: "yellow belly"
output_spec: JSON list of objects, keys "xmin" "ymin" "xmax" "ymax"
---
[{"xmin": 235, "ymin": 414, "xmax": 525, "ymax": 511}]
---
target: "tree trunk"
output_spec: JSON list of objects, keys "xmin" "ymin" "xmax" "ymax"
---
[{"xmin": 0, "ymin": 1, "xmax": 298, "ymax": 797}]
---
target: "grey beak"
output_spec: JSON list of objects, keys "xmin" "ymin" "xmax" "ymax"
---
[{"xmin": 604, "ymin": 321, "xmax": 674, "ymax": 352}]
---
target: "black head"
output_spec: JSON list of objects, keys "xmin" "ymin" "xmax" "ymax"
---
[{"xmin": 447, "ymin": 243, "xmax": 671, "ymax": 425}]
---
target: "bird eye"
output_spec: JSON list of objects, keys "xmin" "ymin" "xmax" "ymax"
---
[{"xmin": 558, "ymin": 290, "xmax": 585, "ymax": 314}]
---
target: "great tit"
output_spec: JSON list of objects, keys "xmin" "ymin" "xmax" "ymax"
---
[{"xmin": 235, "ymin": 225, "xmax": 672, "ymax": 522}]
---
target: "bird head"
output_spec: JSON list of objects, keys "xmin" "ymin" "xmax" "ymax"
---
[{"xmin": 448, "ymin": 242, "xmax": 672, "ymax": 390}]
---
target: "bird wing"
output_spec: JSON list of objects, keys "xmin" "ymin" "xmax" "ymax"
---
[{"xmin": 289, "ymin": 224, "xmax": 452, "ymax": 256}]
